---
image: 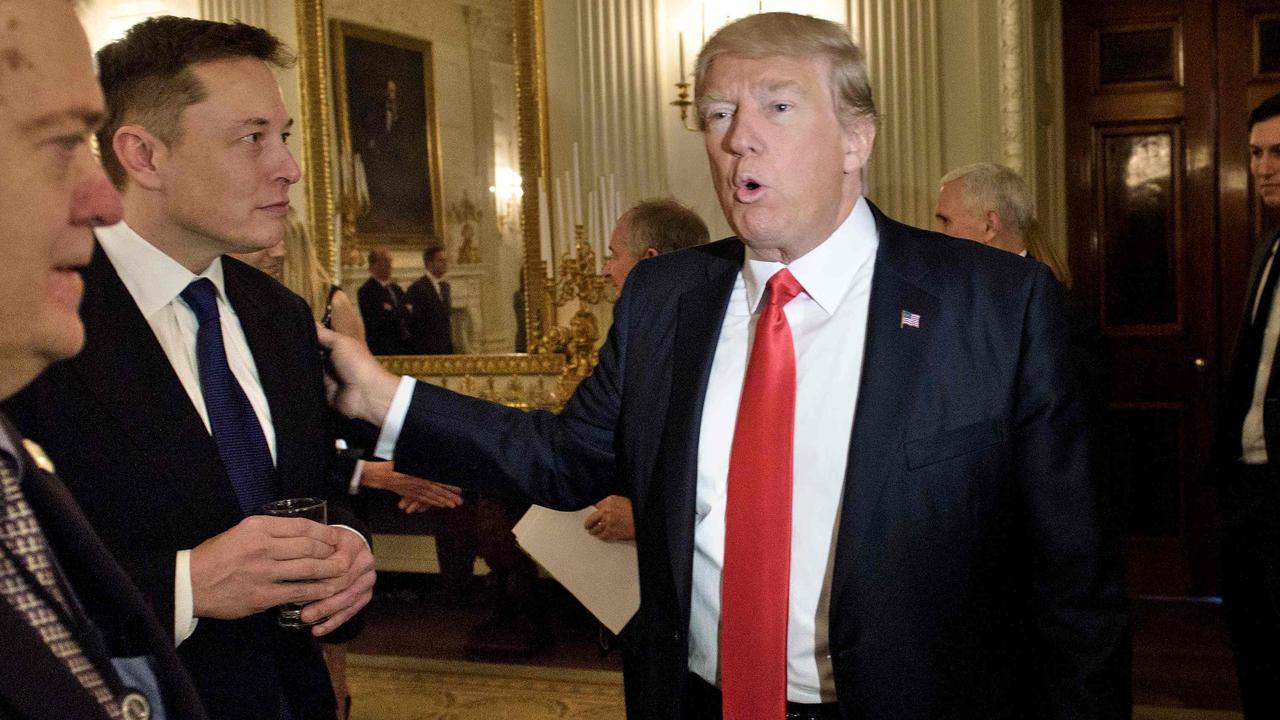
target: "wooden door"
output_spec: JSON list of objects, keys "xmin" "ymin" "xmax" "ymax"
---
[{"xmin": 1064, "ymin": 0, "xmax": 1219, "ymax": 597}]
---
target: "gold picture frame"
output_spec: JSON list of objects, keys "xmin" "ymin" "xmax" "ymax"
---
[
  {"xmin": 294, "ymin": 0, "xmax": 565, "ymax": 396},
  {"xmin": 330, "ymin": 19, "xmax": 446, "ymax": 250}
]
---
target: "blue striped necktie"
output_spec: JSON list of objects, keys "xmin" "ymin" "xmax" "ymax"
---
[{"xmin": 180, "ymin": 278, "xmax": 275, "ymax": 516}]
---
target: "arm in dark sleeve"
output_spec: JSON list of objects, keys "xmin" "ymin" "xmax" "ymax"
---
[
  {"xmin": 1013, "ymin": 267, "xmax": 1131, "ymax": 719},
  {"xmin": 390, "ymin": 288, "xmax": 630, "ymax": 510}
]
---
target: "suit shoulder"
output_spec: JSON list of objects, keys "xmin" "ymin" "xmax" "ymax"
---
[
  {"xmin": 222, "ymin": 256, "xmax": 312, "ymax": 317},
  {"xmin": 625, "ymin": 237, "xmax": 740, "ymax": 294}
]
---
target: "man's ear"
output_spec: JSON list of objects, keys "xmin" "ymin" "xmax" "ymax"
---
[
  {"xmin": 843, "ymin": 116, "xmax": 877, "ymax": 175},
  {"xmin": 983, "ymin": 210, "xmax": 1003, "ymax": 244},
  {"xmin": 111, "ymin": 124, "xmax": 167, "ymax": 192},
  {"xmin": 643, "ymin": 247, "xmax": 659, "ymax": 259}
]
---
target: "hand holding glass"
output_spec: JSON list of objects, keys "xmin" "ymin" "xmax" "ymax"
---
[{"xmin": 258, "ymin": 497, "xmax": 327, "ymax": 628}]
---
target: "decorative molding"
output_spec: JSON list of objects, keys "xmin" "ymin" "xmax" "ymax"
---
[
  {"xmin": 378, "ymin": 352, "xmax": 565, "ymax": 377},
  {"xmin": 998, "ymin": 0, "xmax": 1026, "ymax": 177}
]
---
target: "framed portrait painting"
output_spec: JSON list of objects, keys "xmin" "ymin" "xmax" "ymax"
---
[{"xmin": 331, "ymin": 20, "xmax": 445, "ymax": 246}]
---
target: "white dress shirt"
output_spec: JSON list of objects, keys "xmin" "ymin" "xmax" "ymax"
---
[
  {"xmin": 375, "ymin": 197, "xmax": 878, "ymax": 702},
  {"xmin": 687, "ymin": 197, "xmax": 877, "ymax": 702},
  {"xmin": 1242, "ymin": 237, "xmax": 1280, "ymax": 464},
  {"xmin": 99, "ymin": 222, "xmax": 278, "ymax": 644}
]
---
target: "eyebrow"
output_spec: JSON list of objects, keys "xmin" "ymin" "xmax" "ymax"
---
[
  {"xmin": 19, "ymin": 107, "xmax": 104, "ymax": 133},
  {"xmin": 238, "ymin": 117, "xmax": 294, "ymax": 129}
]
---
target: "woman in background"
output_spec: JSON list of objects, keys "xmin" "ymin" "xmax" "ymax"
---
[{"xmin": 233, "ymin": 209, "xmax": 462, "ymax": 719}]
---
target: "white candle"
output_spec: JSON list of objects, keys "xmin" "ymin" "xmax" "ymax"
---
[
  {"xmin": 679, "ymin": 31, "xmax": 686, "ymax": 80},
  {"xmin": 554, "ymin": 174, "xmax": 566, "ymax": 261},
  {"xmin": 585, "ymin": 191, "xmax": 595, "ymax": 259},
  {"xmin": 607, "ymin": 174, "xmax": 618, "ymax": 225},
  {"xmin": 562, "ymin": 171, "xmax": 574, "ymax": 251},
  {"xmin": 538, "ymin": 176, "xmax": 552, "ymax": 270},
  {"xmin": 571, "ymin": 143, "xmax": 583, "ymax": 224}
]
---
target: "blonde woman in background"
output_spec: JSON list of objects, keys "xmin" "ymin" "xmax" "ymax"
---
[{"xmin": 233, "ymin": 208, "xmax": 463, "ymax": 720}]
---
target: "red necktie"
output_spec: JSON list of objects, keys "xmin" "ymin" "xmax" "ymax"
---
[{"xmin": 721, "ymin": 268, "xmax": 804, "ymax": 719}]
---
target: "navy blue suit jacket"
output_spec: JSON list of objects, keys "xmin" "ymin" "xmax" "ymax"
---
[{"xmin": 391, "ymin": 203, "xmax": 1130, "ymax": 719}]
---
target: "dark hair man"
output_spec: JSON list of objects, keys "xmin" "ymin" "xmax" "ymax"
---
[
  {"xmin": 0, "ymin": 2, "xmax": 205, "ymax": 718},
  {"xmin": 588, "ymin": 199, "xmax": 709, "ymax": 543},
  {"xmin": 320, "ymin": 12, "xmax": 1128, "ymax": 719},
  {"xmin": 4, "ymin": 16, "xmax": 374, "ymax": 720},
  {"xmin": 358, "ymin": 248, "xmax": 412, "ymax": 355},
  {"xmin": 602, "ymin": 198, "xmax": 710, "ymax": 291},
  {"xmin": 1213, "ymin": 90, "xmax": 1280, "ymax": 719},
  {"xmin": 405, "ymin": 245, "xmax": 453, "ymax": 354}
]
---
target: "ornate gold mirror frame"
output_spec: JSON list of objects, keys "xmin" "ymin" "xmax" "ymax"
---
[{"xmin": 293, "ymin": 0, "xmax": 567, "ymax": 393}]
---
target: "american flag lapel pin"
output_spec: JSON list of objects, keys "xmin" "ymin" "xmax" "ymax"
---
[{"xmin": 900, "ymin": 309, "xmax": 921, "ymax": 328}]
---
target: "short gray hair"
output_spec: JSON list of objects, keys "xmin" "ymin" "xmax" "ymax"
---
[{"xmin": 939, "ymin": 162, "xmax": 1034, "ymax": 236}]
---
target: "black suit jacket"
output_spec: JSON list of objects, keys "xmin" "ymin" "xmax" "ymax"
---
[
  {"xmin": 4, "ymin": 246, "xmax": 367, "ymax": 720},
  {"xmin": 1213, "ymin": 227, "xmax": 1280, "ymax": 476},
  {"xmin": 404, "ymin": 275, "xmax": 453, "ymax": 354},
  {"xmin": 388, "ymin": 204, "xmax": 1130, "ymax": 719},
  {"xmin": 0, "ymin": 416, "xmax": 206, "ymax": 720},
  {"xmin": 357, "ymin": 277, "xmax": 411, "ymax": 355}
]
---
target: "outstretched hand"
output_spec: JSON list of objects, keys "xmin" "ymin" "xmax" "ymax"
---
[
  {"xmin": 360, "ymin": 460, "xmax": 463, "ymax": 513},
  {"xmin": 317, "ymin": 325, "xmax": 401, "ymax": 425}
]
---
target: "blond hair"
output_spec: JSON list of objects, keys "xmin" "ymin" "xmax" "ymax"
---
[
  {"xmin": 280, "ymin": 208, "xmax": 333, "ymax": 321},
  {"xmin": 693, "ymin": 12, "xmax": 876, "ymax": 131}
]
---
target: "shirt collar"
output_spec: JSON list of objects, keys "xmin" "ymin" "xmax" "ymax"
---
[
  {"xmin": 741, "ymin": 195, "xmax": 878, "ymax": 315},
  {"xmin": 96, "ymin": 221, "xmax": 228, "ymax": 317}
]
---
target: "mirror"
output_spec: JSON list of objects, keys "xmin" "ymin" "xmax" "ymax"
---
[{"xmin": 294, "ymin": 0, "xmax": 555, "ymax": 370}]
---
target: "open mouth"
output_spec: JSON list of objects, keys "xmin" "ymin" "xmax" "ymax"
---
[{"xmin": 735, "ymin": 176, "xmax": 766, "ymax": 202}]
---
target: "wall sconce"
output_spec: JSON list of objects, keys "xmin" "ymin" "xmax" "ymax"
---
[{"xmin": 671, "ymin": 32, "xmax": 698, "ymax": 132}]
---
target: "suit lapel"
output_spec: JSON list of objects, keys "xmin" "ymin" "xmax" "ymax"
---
[
  {"xmin": 76, "ymin": 244, "xmax": 241, "ymax": 519},
  {"xmin": 830, "ymin": 210, "xmax": 939, "ymax": 612},
  {"xmin": 660, "ymin": 246, "xmax": 740, "ymax": 619}
]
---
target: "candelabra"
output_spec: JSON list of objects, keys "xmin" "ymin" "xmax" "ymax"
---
[{"xmin": 535, "ymin": 225, "xmax": 613, "ymax": 392}]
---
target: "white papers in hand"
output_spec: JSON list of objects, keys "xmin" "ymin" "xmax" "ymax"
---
[{"xmin": 513, "ymin": 505, "xmax": 639, "ymax": 635}]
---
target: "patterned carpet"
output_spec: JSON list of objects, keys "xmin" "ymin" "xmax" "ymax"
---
[
  {"xmin": 348, "ymin": 654, "xmax": 625, "ymax": 720},
  {"xmin": 347, "ymin": 653, "xmax": 1242, "ymax": 720}
]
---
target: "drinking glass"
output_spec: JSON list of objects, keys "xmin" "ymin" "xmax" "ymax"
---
[{"xmin": 259, "ymin": 497, "xmax": 327, "ymax": 628}]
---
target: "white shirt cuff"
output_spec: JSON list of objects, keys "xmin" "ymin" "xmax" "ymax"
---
[
  {"xmin": 174, "ymin": 550, "xmax": 198, "ymax": 645},
  {"xmin": 349, "ymin": 459, "xmax": 367, "ymax": 495},
  {"xmin": 373, "ymin": 375, "xmax": 416, "ymax": 460},
  {"xmin": 333, "ymin": 524, "xmax": 371, "ymax": 550}
]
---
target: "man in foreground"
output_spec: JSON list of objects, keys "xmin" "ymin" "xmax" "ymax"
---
[
  {"xmin": 0, "ymin": 2, "xmax": 204, "ymax": 717},
  {"xmin": 5, "ymin": 16, "xmax": 374, "ymax": 720},
  {"xmin": 322, "ymin": 12, "xmax": 1129, "ymax": 719}
]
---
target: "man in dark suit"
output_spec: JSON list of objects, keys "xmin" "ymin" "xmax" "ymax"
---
[
  {"xmin": 0, "ymin": 3, "xmax": 205, "ymax": 718},
  {"xmin": 4, "ymin": 16, "xmax": 375, "ymax": 720},
  {"xmin": 357, "ymin": 248, "xmax": 412, "ymax": 354},
  {"xmin": 405, "ymin": 245, "xmax": 454, "ymax": 354},
  {"xmin": 1213, "ymin": 91, "xmax": 1280, "ymax": 719},
  {"xmin": 321, "ymin": 12, "xmax": 1129, "ymax": 719}
]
